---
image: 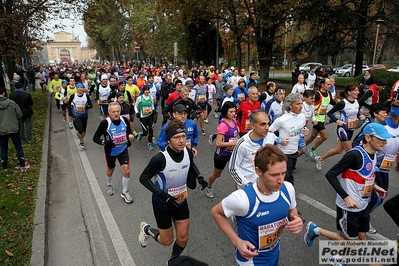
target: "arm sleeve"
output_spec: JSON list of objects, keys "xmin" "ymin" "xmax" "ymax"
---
[
  {"xmin": 68, "ymin": 94, "xmax": 75, "ymax": 110},
  {"xmin": 139, "ymin": 153, "xmax": 166, "ymax": 195},
  {"xmin": 325, "ymin": 150, "xmax": 363, "ymax": 200},
  {"xmin": 93, "ymin": 120, "xmax": 108, "ymax": 145},
  {"xmin": 192, "ymin": 122, "xmax": 199, "ymax": 147},
  {"xmin": 188, "ymin": 148, "xmax": 202, "ymax": 177},
  {"xmin": 229, "ymin": 139, "xmax": 252, "ymax": 187},
  {"xmin": 54, "ymin": 91, "xmax": 61, "ymax": 101},
  {"xmin": 358, "ymin": 90, "xmax": 373, "ymax": 108},
  {"xmin": 157, "ymin": 124, "xmax": 168, "ymax": 151},
  {"xmin": 327, "ymin": 100, "xmax": 345, "ymax": 122},
  {"xmin": 134, "ymin": 96, "xmax": 140, "ymax": 114},
  {"xmin": 86, "ymin": 94, "xmax": 93, "ymax": 109}
]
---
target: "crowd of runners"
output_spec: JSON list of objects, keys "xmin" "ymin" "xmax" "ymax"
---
[{"xmin": 27, "ymin": 61, "xmax": 399, "ymax": 265}]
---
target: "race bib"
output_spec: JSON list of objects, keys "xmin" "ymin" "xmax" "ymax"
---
[
  {"xmin": 168, "ymin": 184, "xmax": 187, "ymax": 203},
  {"xmin": 100, "ymin": 96, "xmax": 108, "ymax": 103},
  {"xmin": 362, "ymin": 176, "xmax": 375, "ymax": 199},
  {"xmin": 245, "ymin": 119, "xmax": 252, "ymax": 131},
  {"xmin": 380, "ymin": 154, "xmax": 395, "ymax": 172},
  {"xmin": 186, "ymin": 138, "xmax": 191, "ymax": 149},
  {"xmin": 347, "ymin": 118, "xmax": 358, "ymax": 130},
  {"xmin": 198, "ymin": 94, "xmax": 206, "ymax": 102},
  {"xmin": 318, "ymin": 105, "xmax": 328, "ymax": 115},
  {"xmin": 113, "ymin": 132, "xmax": 127, "ymax": 146},
  {"xmin": 143, "ymin": 106, "xmax": 152, "ymax": 115},
  {"xmin": 258, "ymin": 217, "xmax": 288, "ymax": 252},
  {"xmin": 75, "ymin": 105, "xmax": 85, "ymax": 112},
  {"xmin": 238, "ymin": 93, "xmax": 245, "ymax": 102},
  {"xmin": 226, "ymin": 137, "xmax": 237, "ymax": 152}
]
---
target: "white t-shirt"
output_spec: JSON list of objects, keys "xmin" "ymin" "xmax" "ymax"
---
[{"xmin": 291, "ymin": 83, "xmax": 305, "ymax": 94}]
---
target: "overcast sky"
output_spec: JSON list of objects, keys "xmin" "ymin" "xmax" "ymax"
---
[{"xmin": 46, "ymin": 18, "xmax": 88, "ymax": 47}]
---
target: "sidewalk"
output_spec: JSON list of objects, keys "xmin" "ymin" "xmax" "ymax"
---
[{"xmin": 30, "ymin": 97, "xmax": 93, "ymax": 266}]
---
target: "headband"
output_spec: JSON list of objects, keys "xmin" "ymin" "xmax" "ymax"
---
[
  {"xmin": 391, "ymin": 106, "xmax": 399, "ymax": 117},
  {"xmin": 166, "ymin": 127, "xmax": 186, "ymax": 140}
]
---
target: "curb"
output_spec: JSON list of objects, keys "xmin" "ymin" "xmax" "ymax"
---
[{"xmin": 30, "ymin": 93, "xmax": 51, "ymax": 266}]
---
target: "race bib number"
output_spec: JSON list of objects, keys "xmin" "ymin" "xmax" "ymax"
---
[
  {"xmin": 186, "ymin": 139, "xmax": 191, "ymax": 149},
  {"xmin": 75, "ymin": 105, "xmax": 85, "ymax": 112},
  {"xmin": 380, "ymin": 154, "xmax": 395, "ymax": 172},
  {"xmin": 113, "ymin": 132, "xmax": 127, "ymax": 146},
  {"xmin": 198, "ymin": 94, "xmax": 206, "ymax": 102},
  {"xmin": 238, "ymin": 93, "xmax": 245, "ymax": 102},
  {"xmin": 318, "ymin": 105, "xmax": 328, "ymax": 115},
  {"xmin": 362, "ymin": 176, "xmax": 375, "ymax": 199},
  {"xmin": 168, "ymin": 184, "xmax": 187, "ymax": 203},
  {"xmin": 258, "ymin": 217, "xmax": 288, "ymax": 251},
  {"xmin": 347, "ymin": 118, "xmax": 358, "ymax": 130},
  {"xmin": 245, "ymin": 119, "xmax": 252, "ymax": 131},
  {"xmin": 143, "ymin": 106, "xmax": 152, "ymax": 115},
  {"xmin": 226, "ymin": 137, "xmax": 237, "ymax": 152},
  {"xmin": 100, "ymin": 96, "xmax": 108, "ymax": 103}
]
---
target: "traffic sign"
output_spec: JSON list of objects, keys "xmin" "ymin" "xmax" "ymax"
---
[{"xmin": 135, "ymin": 44, "xmax": 140, "ymax": 51}]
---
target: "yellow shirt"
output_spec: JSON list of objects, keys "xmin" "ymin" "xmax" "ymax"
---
[
  {"xmin": 126, "ymin": 84, "xmax": 140, "ymax": 104},
  {"xmin": 49, "ymin": 79, "xmax": 62, "ymax": 93},
  {"xmin": 67, "ymin": 86, "xmax": 77, "ymax": 98}
]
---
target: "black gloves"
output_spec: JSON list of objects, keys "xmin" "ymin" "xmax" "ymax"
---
[
  {"xmin": 104, "ymin": 140, "xmax": 115, "ymax": 149},
  {"xmin": 197, "ymin": 176, "xmax": 208, "ymax": 190},
  {"xmin": 159, "ymin": 191, "xmax": 179, "ymax": 208},
  {"xmin": 136, "ymin": 113, "xmax": 140, "ymax": 118},
  {"xmin": 127, "ymin": 140, "xmax": 132, "ymax": 147}
]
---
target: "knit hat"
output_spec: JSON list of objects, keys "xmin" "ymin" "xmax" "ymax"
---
[
  {"xmin": 223, "ymin": 84, "xmax": 233, "ymax": 92},
  {"xmin": 14, "ymin": 82, "xmax": 23, "ymax": 89},
  {"xmin": 376, "ymin": 79, "xmax": 388, "ymax": 86}
]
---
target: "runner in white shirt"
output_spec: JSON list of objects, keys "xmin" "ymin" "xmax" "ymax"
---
[
  {"xmin": 269, "ymin": 93, "xmax": 308, "ymax": 185},
  {"xmin": 228, "ymin": 69, "xmax": 240, "ymax": 88},
  {"xmin": 298, "ymin": 90, "xmax": 317, "ymax": 156},
  {"xmin": 291, "ymin": 74, "xmax": 306, "ymax": 94}
]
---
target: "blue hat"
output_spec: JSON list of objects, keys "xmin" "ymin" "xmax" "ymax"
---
[
  {"xmin": 76, "ymin": 83, "xmax": 84, "ymax": 88},
  {"xmin": 363, "ymin": 123, "xmax": 394, "ymax": 140},
  {"xmin": 62, "ymin": 79, "xmax": 68, "ymax": 84}
]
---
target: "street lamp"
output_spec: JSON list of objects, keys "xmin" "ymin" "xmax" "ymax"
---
[{"xmin": 372, "ymin": 19, "xmax": 384, "ymax": 68}]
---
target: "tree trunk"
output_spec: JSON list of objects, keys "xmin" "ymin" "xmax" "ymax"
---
[
  {"xmin": 354, "ymin": 0, "xmax": 368, "ymax": 76},
  {"xmin": 255, "ymin": 28, "xmax": 274, "ymax": 84},
  {"xmin": 236, "ymin": 37, "xmax": 242, "ymax": 71}
]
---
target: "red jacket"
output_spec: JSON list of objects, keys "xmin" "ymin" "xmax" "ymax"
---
[{"xmin": 236, "ymin": 98, "xmax": 260, "ymax": 134}]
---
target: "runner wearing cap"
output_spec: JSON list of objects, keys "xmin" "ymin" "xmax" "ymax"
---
[
  {"xmin": 68, "ymin": 83, "xmax": 93, "ymax": 149},
  {"xmin": 157, "ymin": 104, "xmax": 199, "ymax": 157},
  {"xmin": 97, "ymin": 74, "xmax": 112, "ymax": 117},
  {"xmin": 304, "ymin": 122, "xmax": 392, "ymax": 248},
  {"xmin": 138, "ymin": 119, "xmax": 208, "ymax": 265},
  {"xmin": 261, "ymin": 87, "xmax": 285, "ymax": 125}
]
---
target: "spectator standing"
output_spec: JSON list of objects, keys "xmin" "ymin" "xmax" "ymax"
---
[
  {"xmin": 9, "ymin": 82, "xmax": 33, "ymax": 142},
  {"xmin": 0, "ymin": 87, "xmax": 30, "ymax": 172}
]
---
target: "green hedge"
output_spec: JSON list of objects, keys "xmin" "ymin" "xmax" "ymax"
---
[{"xmin": 354, "ymin": 70, "xmax": 399, "ymax": 103}]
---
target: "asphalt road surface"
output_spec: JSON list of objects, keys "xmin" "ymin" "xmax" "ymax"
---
[{"xmin": 47, "ymin": 99, "xmax": 399, "ymax": 266}]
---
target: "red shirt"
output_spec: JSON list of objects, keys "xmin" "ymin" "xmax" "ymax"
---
[
  {"xmin": 166, "ymin": 91, "xmax": 180, "ymax": 105},
  {"xmin": 236, "ymin": 98, "xmax": 260, "ymax": 133}
]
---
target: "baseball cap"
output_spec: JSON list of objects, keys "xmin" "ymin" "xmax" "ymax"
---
[
  {"xmin": 230, "ymin": 66, "xmax": 235, "ymax": 71},
  {"xmin": 173, "ymin": 104, "xmax": 188, "ymax": 113},
  {"xmin": 363, "ymin": 123, "xmax": 394, "ymax": 140},
  {"xmin": 183, "ymin": 70, "xmax": 188, "ymax": 74},
  {"xmin": 185, "ymin": 79, "xmax": 194, "ymax": 86},
  {"xmin": 101, "ymin": 74, "xmax": 108, "ymax": 80},
  {"xmin": 376, "ymin": 79, "xmax": 388, "ymax": 86}
]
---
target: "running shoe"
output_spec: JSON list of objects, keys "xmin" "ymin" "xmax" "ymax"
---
[
  {"xmin": 20, "ymin": 163, "xmax": 30, "ymax": 173},
  {"xmin": 205, "ymin": 187, "xmax": 214, "ymax": 198},
  {"xmin": 310, "ymin": 149, "xmax": 317, "ymax": 159},
  {"xmin": 315, "ymin": 156, "xmax": 323, "ymax": 170},
  {"xmin": 201, "ymin": 129, "xmax": 206, "ymax": 136},
  {"xmin": 106, "ymin": 185, "xmax": 115, "ymax": 196},
  {"xmin": 368, "ymin": 222, "xmax": 377, "ymax": 234},
  {"xmin": 63, "ymin": 116, "xmax": 66, "ymax": 122},
  {"xmin": 152, "ymin": 137, "xmax": 157, "ymax": 146},
  {"xmin": 304, "ymin": 221, "xmax": 319, "ymax": 247},
  {"xmin": 213, "ymin": 112, "xmax": 219, "ymax": 119},
  {"xmin": 316, "ymin": 134, "xmax": 321, "ymax": 139},
  {"xmin": 137, "ymin": 132, "xmax": 143, "ymax": 143},
  {"xmin": 204, "ymin": 119, "xmax": 209, "ymax": 124},
  {"xmin": 148, "ymin": 143, "xmax": 154, "ymax": 151},
  {"xmin": 133, "ymin": 131, "xmax": 138, "ymax": 138},
  {"xmin": 138, "ymin": 221, "xmax": 150, "ymax": 247},
  {"xmin": 208, "ymin": 135, "xmax": 213, "ymax": 146},
  {"xmin": 303, "ymin": 150, "xmax": 311, "ymax": 157},
  {"xmin": 69, "ymin": 123, "xmax": 73, "ymax": 129},
  {"xmin": 121, "ymin": 191, "xmax": 133, "ymax": 204},
  {"xmin": 79, "ymin": 141, "xmax": 85, "ymax": 150}
]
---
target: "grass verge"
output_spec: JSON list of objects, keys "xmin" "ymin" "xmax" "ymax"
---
[{"xmin": 0, "ymin": 90, "xmax": 47, "ymax": 265}]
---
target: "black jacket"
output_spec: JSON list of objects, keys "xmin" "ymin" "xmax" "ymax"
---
[{"xmin": 9, "ymin": 89, "xmax": 33, "ymax": 118}]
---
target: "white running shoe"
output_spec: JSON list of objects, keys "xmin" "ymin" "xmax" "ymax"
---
[
  {"xmin": 121, "ymin": 191, "xmax": 133, "ymax": 203},
  {"xmin": 138, "ymin": 222, "xmax": 150, "ymax": 247}
]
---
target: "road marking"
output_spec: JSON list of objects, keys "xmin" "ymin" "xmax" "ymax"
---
[
  {"xmin": 75, "ymin": 138, "xmax": 137, "ymax": 266},
  {"xmin": 298, "ymin": 194, "xmax": 388, "ymax": 240}
]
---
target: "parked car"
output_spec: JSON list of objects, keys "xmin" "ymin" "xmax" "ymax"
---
[
  {"xmin": 336, "ymin": 65, "xmax": 370, "ymax": 77},
  {"xmin": 387, "ymin": 66, "xmax": 399, "ymax": 73},
  {"xmin": 299, "ymin": 62, "xmax": 322, "ymax": 74},
  {"xmin": 333, "ymin": 64, "xmax": 353, "ymax": 74},
  {"xmin": 369, "ymin": 64, "xmax": 387, "ymax": 70},
  {"xmin": 315, "ymin": 65, "xmax": 335, "ymax": 76}
]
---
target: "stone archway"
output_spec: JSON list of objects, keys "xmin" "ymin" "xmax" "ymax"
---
[{"xmin": 60, "ymin": 49, "xmax": 71, "ymax": 62}]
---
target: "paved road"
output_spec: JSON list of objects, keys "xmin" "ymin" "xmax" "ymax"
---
[{"xmin": 43, "ymin": 99, "xmax": 399, "ymax": 266}]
